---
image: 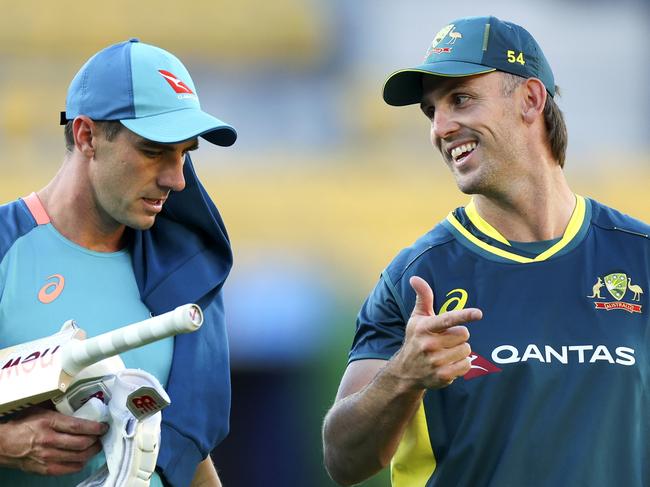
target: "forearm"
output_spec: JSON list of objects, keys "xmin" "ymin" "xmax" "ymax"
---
[
  {"xmin": 323, "ymin": 364, "xmax": 424, "ymax": 486},
  {"xmin": 324, "ymin": 276, "xmax": 478, "ymax": 485},
  {"xmin": 190, "ymin": 456, "xmax": 222, "ymax": 487}
]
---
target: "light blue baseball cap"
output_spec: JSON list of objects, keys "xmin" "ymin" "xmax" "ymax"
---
[{"xmin": 61, "ymin": 38, "xmax": 237, "ymax": 147}]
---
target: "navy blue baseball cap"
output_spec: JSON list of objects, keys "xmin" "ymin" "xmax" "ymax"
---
[
  {"xmin": 383, "ymin": 16, "xmax": 555, "ymax": 106},
  {"xmin": 61, "ymin": 39, "xmax": 237, "ymax": 147}
]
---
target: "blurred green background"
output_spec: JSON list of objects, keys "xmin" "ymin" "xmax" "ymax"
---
[{"xmin": 0, "ymin": 0, "xmax": 648, "ymax": 485}]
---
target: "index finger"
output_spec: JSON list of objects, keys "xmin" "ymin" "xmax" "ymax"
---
[{"xmin": 423, "ymin": 307, "xmax": 482, "ymax": 333}]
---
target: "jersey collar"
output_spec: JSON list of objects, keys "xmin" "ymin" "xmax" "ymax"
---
[
  {"xmin": 22, "ymin": 192, "xmax": 51, "ymax": 225},
  {"xmin": 442, "ymin": 195, "xmax": 591, "ymax": 263}
]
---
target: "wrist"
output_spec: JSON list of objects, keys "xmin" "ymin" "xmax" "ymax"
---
[
  {"xmin": 379, "ymin": 358, "xmax": 426, "ymax": 398},
  {"xmin": 0, "ymin": 422, "xmax": 15, "ymax": 467}
]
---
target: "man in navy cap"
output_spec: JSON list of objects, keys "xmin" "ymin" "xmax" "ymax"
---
[
  {"xmin": 0, "ymin": 39, "xmax": 235, "ymax": 486},
  {"xmin": 323, "ymin": 16, "xmax": 649, "ymax": 486}
]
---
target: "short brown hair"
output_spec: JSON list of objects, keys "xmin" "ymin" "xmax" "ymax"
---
[
  {"xmin": 64, "ymin": 120, "xmax": 124, "ymax": 152},
  {"xmin": 501, "ymin": 73, "xmax": 568, "ymax": 168}
]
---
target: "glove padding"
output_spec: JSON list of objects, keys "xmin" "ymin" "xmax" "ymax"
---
[{"xmin": 74, "ymin": 369, "xmax": 170, "ymax": 487}]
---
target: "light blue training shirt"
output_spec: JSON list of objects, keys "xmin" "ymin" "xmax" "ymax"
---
[{"xmin": 0, "ymin": 197, "xmax": 172, "ymax": 486}]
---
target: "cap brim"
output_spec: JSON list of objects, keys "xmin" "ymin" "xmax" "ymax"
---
[
  {"xmin": 120, "ymin": 108, "xmax": 237, "ymax": 147},
  {"xmin": 383, "ymin": 62, "xmax": 497, "ymax": 106}
]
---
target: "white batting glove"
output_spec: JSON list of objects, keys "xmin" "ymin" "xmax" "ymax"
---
[{"xmin": 74, "ymin": 369, "xmax": 171, "ymax": 487}]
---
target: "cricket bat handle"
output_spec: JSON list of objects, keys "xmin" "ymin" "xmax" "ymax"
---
[{"xmin": 61, "ymin": 304, "xmax": 203, "ymax": 377}]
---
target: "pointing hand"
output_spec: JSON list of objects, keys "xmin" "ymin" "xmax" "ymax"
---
[{"xmin": 387, "ymin": 276, "xmax": 483, "ymax": 390}]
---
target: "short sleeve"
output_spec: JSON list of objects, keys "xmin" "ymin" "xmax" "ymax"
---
[{"xmin": 348, "ymin": 274, "xmax": 407, "ymax": 363}]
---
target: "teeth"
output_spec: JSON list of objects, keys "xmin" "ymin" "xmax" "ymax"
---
[{"xmin": 450, "ymin": 142, "xmax": 477, "ymax": 160}]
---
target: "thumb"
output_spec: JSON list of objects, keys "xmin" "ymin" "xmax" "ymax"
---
[{"xmin": 409, "ymin": 276, "xmax": 435, "ymax": 317}]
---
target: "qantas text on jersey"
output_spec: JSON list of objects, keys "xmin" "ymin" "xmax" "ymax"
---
[{"xmin": 491, "ymin": 344, "xmax": 635, "ymax": 366}]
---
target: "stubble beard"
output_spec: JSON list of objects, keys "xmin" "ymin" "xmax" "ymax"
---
[{"xmin": 450, "ymin": 155, "xmax": 498, "ymax": 197}]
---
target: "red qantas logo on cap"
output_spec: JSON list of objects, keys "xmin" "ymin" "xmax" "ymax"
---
[{"xmin": 158, "ymin": 70, "xmax": 194, "ymax": 94}]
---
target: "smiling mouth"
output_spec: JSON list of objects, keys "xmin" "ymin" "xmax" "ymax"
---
[{"xmin": 449, "ymin": 142, "xmax": 478, "ymax": 164}]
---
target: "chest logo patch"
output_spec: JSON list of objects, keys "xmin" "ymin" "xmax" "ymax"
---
[
  {"xmin": 587, "ymin": 272, "xmax": 643, "ymax": 314},
  {"xmin": 38, "ymin": 274, "xmax": 65, "ymax": 304},
  {"xmin": 463, "ymin": 353, "xmax": 502, "ymax": 380},
  {"xmin": 425, "ymin": 24, "xmax": 457, "ymax": 59}
]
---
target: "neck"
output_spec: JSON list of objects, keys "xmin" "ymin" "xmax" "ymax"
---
[
  {"xmin": 471, "ymin": 166, "xmax": 575, "ymax": 242},
  {"xmin": 37, "ymin": 155, "xmax": 127, "ymax": 252}
]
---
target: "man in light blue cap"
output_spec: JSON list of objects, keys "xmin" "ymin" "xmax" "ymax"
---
[
  {"xmin": 0, "ymin": 39, "xmax": 236, "ymax": 486},
  {"xmin": 324, "ymin": 15, "xmax": 649, "ymax": 487}
]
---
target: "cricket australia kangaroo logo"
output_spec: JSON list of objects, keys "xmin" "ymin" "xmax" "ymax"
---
[
  {"xmin": 424, "ymin": 24, "xmax": 458, "ymax": 58},
  {"xmin": 587, "ymin": 272, "xmax": 644, "ymax": 314}
]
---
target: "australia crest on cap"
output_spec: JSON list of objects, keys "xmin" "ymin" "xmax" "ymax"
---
[{"xmin": 424, "ymin": 24, "xmax": 457, "ymax": 60}]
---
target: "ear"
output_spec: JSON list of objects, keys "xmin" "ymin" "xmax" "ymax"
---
[
  {"xmin": 72, "ymin": 116, "xmax": 97, "ymax": 158},
  {"xmin": 520, "ymin": 78, "xmax": 547, "ymax": 125}
]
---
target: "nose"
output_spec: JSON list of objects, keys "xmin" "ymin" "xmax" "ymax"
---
[
  {"xmin": 431, "ymin": 107, "xmax": 460, "ymax": 144},
  {"xmin": 158, "ymin": 153, "xmax": 186, "ymax": 192}
]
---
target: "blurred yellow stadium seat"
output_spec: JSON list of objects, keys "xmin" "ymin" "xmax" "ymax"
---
[{"xmin": 0, "ymin": 0, "xmax": 331, "ymax": 66}]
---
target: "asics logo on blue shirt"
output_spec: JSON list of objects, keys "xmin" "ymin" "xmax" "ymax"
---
[{"xmin": 37, "ymin": 274, "xmax": 65, "ymax": 304}]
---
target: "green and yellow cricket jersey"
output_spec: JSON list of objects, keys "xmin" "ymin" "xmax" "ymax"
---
[{"xmin": 349, "ymin": 196, "xmax": 649, "ymax": 486}]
